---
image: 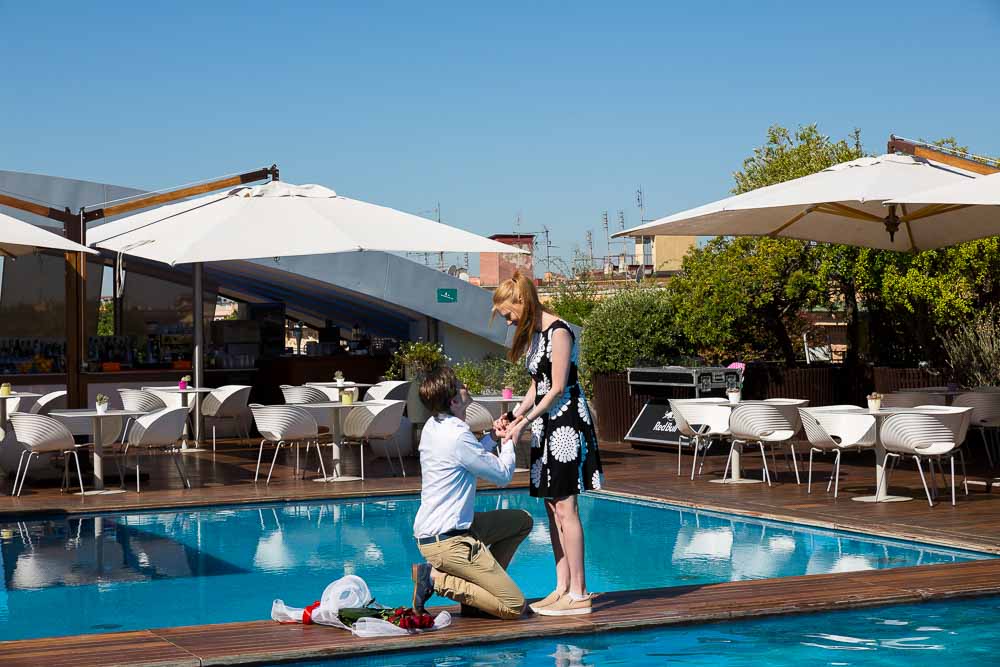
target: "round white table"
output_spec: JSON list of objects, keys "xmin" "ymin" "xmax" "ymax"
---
[
  {"xmin": 306, "ymin": 381, "xmax": 376, "ymax": 389},
  {"xmin": 300, "ymin": 401, "xmax": 378, "ymax": 482},
  {"xmin": 0, "ymin": 392, "xmax": 41, "ymax": 426},
  {"xmin": 142, "ymin": 386, "xmax": 215, "ymax": 450},
  {"xmin": 50, "ymin": 408, "xmax": 146, "ymax": 494},
  {"xmin": 472, "ymin": 396, "xmax": 529, "ymax": 471}
]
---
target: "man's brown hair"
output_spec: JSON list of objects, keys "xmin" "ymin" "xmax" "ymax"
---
[{"xmin": 419, "ymin": 366, "xmax": 460, "ymax": 414}]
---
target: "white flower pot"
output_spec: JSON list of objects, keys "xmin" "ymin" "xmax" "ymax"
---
[
  {"xmin": 727, "ymin": 391, "xmax": 741, "ymax": 405},
  {"xmin": 96, "ymin": 403, "xmax": 108, "ymax": 415},
  {"xmin": 867, "ymin": 399, "xmax": 881, "ymax": 412}
]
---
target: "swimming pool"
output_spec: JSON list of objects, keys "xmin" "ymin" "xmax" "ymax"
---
[
  {"xmin": 285, "ymin": 595, "xmax": 1000, "ymax": 666},
  {"xmin": 0, "ymin": 491, "xmax": 986, "ymax": 640}
]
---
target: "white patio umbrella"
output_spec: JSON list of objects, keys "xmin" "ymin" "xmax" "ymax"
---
[
  {"xmin": 0, "ymin": 210, "xmax": 97, "ymax": 256},
  {"xmin": 614, "ymin": 153, "xmax": 984, "ymax": 252},
  {"xmin": 86, "ymin": 181, "xmax": 524, "ymax": 443},
  {"xmin": 87, "ymin": 181, "xmax": 521, "ymax": 264}
]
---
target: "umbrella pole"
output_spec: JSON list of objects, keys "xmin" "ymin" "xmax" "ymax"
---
[{"xmin": 193, "ymin": 261, "xmax": 204, "ymax": 444}]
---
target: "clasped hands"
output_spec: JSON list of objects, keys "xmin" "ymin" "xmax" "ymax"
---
[{"xmin": 491, "ymin": 413, "xmax": 527, "ymax": 445}]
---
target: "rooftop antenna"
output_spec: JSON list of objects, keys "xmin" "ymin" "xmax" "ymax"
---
[
  {"xmin": 585, "ymin": 230, "xmax": 594, "ymax": 272},
  {"xmin": 435, "ymin": 202, "xmax": 445, "ymax": 272},
  {"xmin": 541, "ymin": 225, "xmax": 557, "ymax": 276}
]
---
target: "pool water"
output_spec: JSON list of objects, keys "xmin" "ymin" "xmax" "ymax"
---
[
  {"xmin": 0, "ymin": 491, "xmax": 986, "ymax": 640},
  {"xmin": 287, "ymin": 595, "xmax": 1000, "ymax": 666}
]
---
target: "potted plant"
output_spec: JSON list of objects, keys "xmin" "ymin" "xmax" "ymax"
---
[
  {"xmin": 95, "ymin": 394, "xmax": 110, "ymax": 415},
  {"xmin": 726, "ymin": 382, "xmax": 742, "ymax": 405},
  {"xmin": 0, "ymin": 382, "xmax": 11, "ymax": 398},
  {"xmin": 867, "ymin": 392, "xmax": 882, "ymax": 412},
  {"xmin": 179, "ymin": 375, "xmax": 191, "ymax": 390},
  {"xmin": 334, "ymin": 370, "xmax": 345, "ymax": 386}
]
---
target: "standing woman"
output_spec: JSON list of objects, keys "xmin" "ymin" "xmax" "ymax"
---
[{"xmin": 492, "ymin": 271, "xmax": 603, "ymax": 616}]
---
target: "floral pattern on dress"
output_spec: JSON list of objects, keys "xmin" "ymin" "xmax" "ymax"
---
[{"xmin": 525, "ymin": 320, "xmax": 603, "ymax": 498}]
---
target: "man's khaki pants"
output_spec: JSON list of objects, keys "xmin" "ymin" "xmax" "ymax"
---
[{"xmin": 417, "ymin": 509, "xmax": 533, "ymax": 619}]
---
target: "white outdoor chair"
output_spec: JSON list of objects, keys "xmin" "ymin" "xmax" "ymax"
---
[
  {"xmin": 118, "ymin": 389, "xmax": 167, "ymax": 442},
  {"xmin": 8, "ymin": 413, "xmax": 82, "ymax": 496},
  {"xmin": 341, "ymin": 400, "xmax": 407, "ymax": 480},
  {"xmin": 201, "ymin": 385, "xmax": 252, "ymax": 450},
  {"xmin": 29, "ymin": 390, "xmax": 67, "ymax": 415},
  {"xmin": 464, "ymin": 401, "xmax": 495, "ymax": 436},
  {"xmin": 952, "ymin": 391, "xmax": 1000, "ymax": 468},
  {"xmin": 881, "ymin": 392, "xmax": 944, "ymax": 408},
  {"xmin": 809, "ymin": 404, "xmax": 865, "ymax": 412},
  {"xmin": 280, "ymin": 385, "xmax": 329, "ymax": 404},
  {"xmin": 727, "ymin": 402, "xmax": 803, "ymax": 486},
  {"xmin": 669, "ymin": 399, "xmax": 732, "ymax": 479},
  {"xmin": 364, "ymin": 381, "xmax": 412, "ymax": 402},
  {"xmin": 798, "ymin": 408, "xmax": 875, "ymax": 497},
  {"xmin": 878, "ymin": 407, "xmax": 972, "ymax": 506},
  {"xmin": 250, "ymin": 404, "xmax": 326, "ymax": 484},
  {"xmin": 120, "ymin": 407, "xmax": 191, "ymax": 493}
]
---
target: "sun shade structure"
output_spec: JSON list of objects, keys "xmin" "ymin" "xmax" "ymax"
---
[
  {"xmin": 614, "ymin": 153, "xmax": 984, "ymax": 252},
  {"xmin": 0, "ymin": 211, "xmax": 97, "ymax": 257},
  {"xmin": 886, "ymin": 170, "xmax": 1000, "ymax": 209},
  {"xmin": 87, "ymin": 181, "xmax": 524, "ymax": 264}
]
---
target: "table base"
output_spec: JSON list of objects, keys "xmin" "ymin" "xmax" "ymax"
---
[
  {"xmin": 313, "ymin": 475, "xmax": 363, "ymax": 483},
  {"xmin": 514, "ymin": 467, "xmax": 529, "ymax": 473},
  {"xmin": 852, "ymin": 494, "xmax": 912, "ymax": 503},
  {"xmin": 180, "ymin": 447, "xmax": 208, "ymax": 454},
  {"xmin": 74, "ymin": 489, "xmax": 128, "ymax": 496},
  {"xmin": 709, "ymin": 478, "xmax": 764, "ymax": 485}
]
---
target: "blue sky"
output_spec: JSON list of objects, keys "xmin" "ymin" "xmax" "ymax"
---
[{"xmin": 3, "ymin": 1, "xmax": 999, "ymax": 272}]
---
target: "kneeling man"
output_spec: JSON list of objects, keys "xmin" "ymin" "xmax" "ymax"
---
[{"xmin": 411, "ymin": 366, "xmax": 532, "ymax": 619}]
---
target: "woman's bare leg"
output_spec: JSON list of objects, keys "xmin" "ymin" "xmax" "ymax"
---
[
  {"xmin": 553, "ymin": 495, "xmax": 586, "ymax": 596},
  {"xmin": 545, "ymin": 498, "xmax": 570, "ymax": 594}
]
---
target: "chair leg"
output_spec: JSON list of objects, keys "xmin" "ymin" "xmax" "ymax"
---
[
  {"xmin": 266, "ymin": 441, "xmax": 284, "ymax": 484},
  {"xmin": 136, "ymin": 449, "xmax": 142, "ymax": 493},
  {"xmin": 73, "ymin": 451, "xmax": 85, "ymax": 495},
  {"xmin": 981, "ymin": 429, "xmax": 995, "ymax": 468},
  {"xmin": 690, "ymin": 438, "xmax": 702, "ymax": 480},
  {"xmin": 255, "ymin": 440, "xmax": 267, "ymax": 482},
  {"xmin": 360, "ymin": 441, "xmax": 366, "ymax": 481},
  {"xmin": 212, "ymin": 425, "xmax": 217, "ymax": 453},
  {"xmin": 394, "ymin": 440, "xmax": 407, "ymax": 478},
  {"xmin": 789, "ymin": 444, "xmax": 801, "ymax": 485},
  {"xmin": 958, "ymin": 449, "xmax": 969, "ymax": 495},
  {"xmin": 677, "ymin": 438, "xmax": 683, "ymax": 476},
  {"xmin": 11, "ymin": 450, "xmax": 27, "ymax": 496},
  {"xmin": 914, "ymin": 456, "xmax": 933, "ymax": 507},
  {"xmin": 172, "ymin": 450, "xmax": 192, "ymax": 488},
  {"xmin": 61, "ymin": 453, "xmax": 70, "ymax": 493},
  {"xmin": 758, "ymin": 441, "xmax": 771, "ymax": 486},
  {"xmin": 927, "ymin": 459, "xmax": 938, "ymax": 499},
  {"xmin": 808, "ymin": 448, "xmax": 815, "ymax": 493},
  {"xmin": 698, "ymin": 440, "xmax": 713, "ymax": 478},
  {"xmin": 833, "ymin": 450, "xmax": 842, "ymax": 498},
  {"xmin": 119, "ymin": 444, "xmax": 130, "ymax": 489},
  {"xmin": 315, "ymin": 441, "xmax": 328, "ymax": 480},
  {"xmin": 16, "ymin": 453, "xmax": 36, "ymax": 496},
  {"xmin": 949, "ymin": 455, "xmax": 957, "ymax": 506}
]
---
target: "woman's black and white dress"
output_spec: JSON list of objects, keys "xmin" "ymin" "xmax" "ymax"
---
[{"xmin": 526, "ymin": 320, "xmax": 603, "ymax": 498}]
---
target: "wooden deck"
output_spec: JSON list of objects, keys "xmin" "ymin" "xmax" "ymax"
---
[{"xmin": 2, "ymin": 439, "xmax": 1000, "ymax": 665}]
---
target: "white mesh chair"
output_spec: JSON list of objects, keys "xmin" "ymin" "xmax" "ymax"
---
[
  {"xmin": 727, "ymin": 402, "xmax": 803, "ymax": 486},
  {"xmin": 464, "ymin": 401, "xmax": 495, "ymax": 436},
  {"xmin": 810, "ymin": 404, "xmax": 865, "ymax": 412},
  {"xmin": 341, "ymin": 400, "xmax": 407, "ymax": 480},
  {"xmin": 250, "ymin": 404, "xmax": 326, "ymax": 484},
  {"xmin": 879, "ymin": 407, "xmax": 972, "ymax": 506},
  {"xmin": 881, "ymin": 392, "xmax": 944, "ymax": 408},
  {"xmin": 798, "ymin": 408, "xmax": 875, "ymax": 497},
  {"xmin": 952, "ymin": 391, "xmax": 1000, "ymax": 468},
  {"xmin": 118, "ymin": 389, "xmax": 167, "ymax": 442},
  {"xmin": 201, "ymin": 385, "xmax": 252, "ymax": 450},
  {"xmin": 120, "ymin": 407, "xmax": 190, "ymax": 493},
  {"xmin": 364, "ymin": 381, "xmax": 412, "ymax": 402},
  {"xmin": 8, "ymin": 413, "xmax": 82, "ymax": 496},
  {"xmin": 669, "ymin": 399, "xmax": 732, "ymax": 479},
  {"xmin": 29, "ymin": 391, "xmax": 67, "ymax": 415},
  {"xmin": 280, "ymin": 385, "xmax": 329, "ymax": 404}
]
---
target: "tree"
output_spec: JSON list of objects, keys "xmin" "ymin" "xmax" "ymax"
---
[
  {"xmin": 97, "ymin": 299, "xmax": 114, "ymax": 336},
  {"xmin": 670, "ymin": 124, "xmax": 863, "ymax": 366}
]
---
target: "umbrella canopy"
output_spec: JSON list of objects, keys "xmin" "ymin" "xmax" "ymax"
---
[
  {"xmin": 0, "ymin": 211, "xmax": 97, "ymax": 257},
  {"xmin": 887, "ymin": 171, "xmax": 1000, "ymax": 207},
  {"xmin": 87, "ymin": 181, "xmax": 524, "ymax": 264},
  {"xmin": 614, "ymin": 153, "xmax": 983, "ymax": 252}
]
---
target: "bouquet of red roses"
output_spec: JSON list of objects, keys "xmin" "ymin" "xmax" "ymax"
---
[{"xmin": 338, "ymin": 606, "xmax": 435, "ymax": 630}]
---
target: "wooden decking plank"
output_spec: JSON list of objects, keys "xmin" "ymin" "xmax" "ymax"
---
[{"xmin": 0, "ymin": 630, "xmax": 199, "ymax": 667}]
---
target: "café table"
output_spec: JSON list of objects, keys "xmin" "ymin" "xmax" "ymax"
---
[
  {"xmin": 0, "ymin": 392, "xmax": 41, "ymax": 428},
  {"xmin": 300, "ymin": 400, "xmax": 378, "ymax": 482},
  {"xmin": 49, "ymin": 408, "xmax": 146, "ymax": 493},
  {"xmin": 472, "ymin": 395, "xmax": 528, "ymax": 472},
  {"xmin": 142, "ymin": 386, "xmax": 215, "ymax": 450}
]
